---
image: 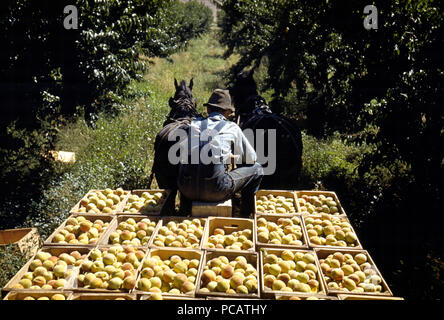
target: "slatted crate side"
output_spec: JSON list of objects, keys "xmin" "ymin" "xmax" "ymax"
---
[
  {"xmin": 133, "ymin": 248, "xmax": 204, "ymax": 298},
  {"xmin": 3, "ymin": 246, "xmax": 92, "ymax": 292},
  {"xmin": 196, "ymin": 250, "xmax": 261, "ymax": 299},
  {"xmin": 302, "ymin": 214, "xmax": 363, "ymax": 250},
  {"xmin": 337, "ymin": 294, "xmax": 403, "ymax": 300},
  {"xmin": 259, "ymin": 248, "xmax": 326, "ymax": 299},
  {"xmin": 191, "ymin": 199, "xmax": 233, "ymax": 218},
  {"xmin": 140, "ymin": 294, "xmax": 203, "ymax": 300},
  {"xmin": 117, "ymin": 189, "xmax": 172, "ymax": 216},
  {"xmin": 70, "ymin": 189, "xmax": 130, "ymax": 215},
  {"xmin": 255, "ymin": 214, "xmax": 309, "ymax": 250},
  {"xmin": 314, "ymin": 248, "xmax": 393, "ymax": 297},
  {"xmin": 274, "ymin": 293, "xmax": 338, "ymax": 300},
  {"xmin": 202, "ymin": 217, "xmax": 256, "ymax": 253},
  {"xmin": 255, "ymin": 190, "xmax": 300, "ymax": 216},
  {"xmin": 44, "ymin": 214, "xmax": 116, "ymax": 247},
  {"xmin": 98, "ymin": 215, "xmax": 162, "ymax": 247},
  {"xmin": 296, "ymin": 190, "xmax": 347, "ymax": 216},
  {"xmin": 3, "ymin": 290, "xmax": 74, "ymax": 300},
  {"xmin": 150, "ymin": 217, "xmax": 208, "ymax": 250},
  {"xmin": 0, "ymin": 227, "xmax": 40, "ymax": 257},
  {"xmin": 70, "ymin": 292, "xmax": 137, "ymax": 300},
  {"xmin": 206, "ymin": 296, "xmax": 266, "ymax": 300},
  {"xmin": 72, "ymin": 245, "xmax": 149, "ymax": 293}
]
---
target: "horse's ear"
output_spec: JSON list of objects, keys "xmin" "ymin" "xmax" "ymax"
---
[
  {"xmin": 189, "ymin": 78, "xmax": 194, "ymax": 91},
  {"xmin": 174, "ymin": 78, "xmax": 179, "ymax": 89}
]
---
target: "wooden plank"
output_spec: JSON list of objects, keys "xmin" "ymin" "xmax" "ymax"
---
[
  {"xmin": 274, "ymin": 293, "xmax": 338, "ymax": 300},
  {"xmin": 259, "ymin": 248, "xmax": 326, "ymax": 298},
  {"xmin": 314, "ymin": 248, "xmax": 393, "ymax": 297},
  {"xmin": 70, "ymin": 292, "xmax": 136, "ymax": 300},
  {"xmin": 0, "ymin": 228, "xmax": 40, "ymax": 257},
  {"xmin": 202, "ymin": 217, "xmax": 255, "ymax": 252},
  {"xmin": 192, "ymin": 199, "xmax": 232, "ymax": 217},
  {"xmin": 49, "ymin": 151, "xmax": 76, "ymax": 164},
  {"xmin": 140, "ymin": 294, "xmax": 203, "ymax": 300},
  {"xmin": 133, "ymin": 248, "xmax": 204, "ymax": 298},
  {"xmin": 337, "ymin": 294, "xmax": 403, "ymax": 300},
  {"xmin": 196, "ymin": 250, "xmax": 260, "ymax": 299},
  {"xmin": 3, "ymin": 290, "xmax": 73, "ymax": 300},
  {"xmin": 255, "ymin": 214, "xmax": 309, "ymax": 250}
]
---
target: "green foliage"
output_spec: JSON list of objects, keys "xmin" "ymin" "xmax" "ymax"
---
[
  {"xmin": 0, "ymin": 245, "xmax": 31, "ymax": 290},
  {"xmin": 173, "ymin": 0, "xmax": 214, "ymax": 44},
  {"xmin": 0, "ymin": 0, "xmax": 216, "ymax": 231},
  {"xmin": 26, "ymin": 99, "xmax": 166, "ymax": 239},
  {"xmin": 300, "ymin": 132, "xmax": 370, "ymax": 188}
]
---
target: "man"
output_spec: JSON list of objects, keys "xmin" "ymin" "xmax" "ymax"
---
[{"xmin": 177, "ymin": 89, "xmax": 264, "ymax": 217}]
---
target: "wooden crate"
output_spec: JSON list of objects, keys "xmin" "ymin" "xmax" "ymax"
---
[
  {"xmin": 202, "ymin": 217, "xmax": 256, "ymax": 252},
  {"xmin": 296, "ymin": 191, "xmax": 346, "ymax": 216},
  {"xmin": 98, "ymin": 215, "xmax": 161, "ymax": 247},
  {"xmin": 44, "ymin": 214, "xmax": 116, "ymax": 247},
  {"xmin": 337, "ymin": 294, "xmax": 403, "ymax": 300},
  {"xmin": 72, "ymin": 245, "xmax": 148, "ymax": 293},
  {"xmin": 70, "ymin": 189, "xmax": 130, "ymax": 215},
  {"xmin": 3, "ymin": 290, "xmax": 73, "ymax": 300},
  {"xmin": 150, "ymin": 217, "xmax": 208, "ymax": 250},
  {"xmin": 255, "ymin": 214, "xmax": 308, "ymax": 250},
  {"xmin": 3, "ymin": 246, "xmax": 92, "ymax": 292},
  {"xmin": 315, "ymin": 248, "xmax": 393, "ymax": 297},
  {"xmin": 133, "ymin": 248, "xmax": 204, "ymax": 298},
  {"xmin": 255, "ymin": 190, "xmax": 300, "ymax": 216},
  {"xmin": 192, "ymin": 199, "xmax": 232, "ymax": 217},
  {"xmin": 196, "ymin": 250, "xmax": 260, "ymax": 299},
  {"xmin": 302, "ymin": 214, "xmax": 363, "ymax": 250},
  {"xmin": 70, "ymin": 292, "xmax": 137, "ymax": 300},
  {"xmin": 118, "ymin": 189, "xmax": 171, "ymax": 216},
  {"xmin": 274, "ymin": 293, "xmax": 338, "ymax": 300},
  {"xmin": 259, "ymin": 248, "xmax": 326, "ymax": 298},
  {"xmin": 0, "ymin": 228, "xmax": 40, "ymax": 257}
]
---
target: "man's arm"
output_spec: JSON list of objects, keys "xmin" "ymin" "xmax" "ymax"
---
[{"xmin": 233, "ymin": 125, "xmax": 257, "ymax": 165}]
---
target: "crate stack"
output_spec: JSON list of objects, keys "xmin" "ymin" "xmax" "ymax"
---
[{"xmin": 1, "ymin": 188, "xmax": 403, "ymax": 300}]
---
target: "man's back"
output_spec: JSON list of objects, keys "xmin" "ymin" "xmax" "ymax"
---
[
  {"xmin": 186, "ymin": 112, "xmax": 256, "ymax": 166},
  {"xmin": 177, "ymin": 89, "xmax": 263, "ymax": 216}
]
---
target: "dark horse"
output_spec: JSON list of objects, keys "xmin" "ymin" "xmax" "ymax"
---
[
  {"xmin": 229, "ymin": 71, "xmax": 303, "ymax": 189},
  {"xmin": 151, "ymin": 78, "xmax": 201, "ymax": 214}
]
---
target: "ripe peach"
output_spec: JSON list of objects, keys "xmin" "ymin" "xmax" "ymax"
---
[{"xmin": 221, "ymin": 264, "xmax": 234, "ymax": 279}]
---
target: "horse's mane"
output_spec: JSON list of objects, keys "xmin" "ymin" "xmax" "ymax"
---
[{"xmin": 164, "ymin": 80, "xmax": 200, "ymax": 125}]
